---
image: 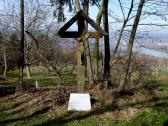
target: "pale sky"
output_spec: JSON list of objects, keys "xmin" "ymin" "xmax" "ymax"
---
[
  {"xmin": 0, "ymin": 0, "xmax": 168, "ymax": 58},
  {"xmin": 0, "ymin": 0, "xmax": 168, "ymax": 34}
]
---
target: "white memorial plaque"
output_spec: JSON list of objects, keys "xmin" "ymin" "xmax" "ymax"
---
[{"xmin": 68, "ymin": 93, "xmax": 91, "ymax": 111}]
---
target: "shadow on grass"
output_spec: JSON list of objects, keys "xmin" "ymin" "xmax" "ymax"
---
[
  {"xmin": 0, "ymin": 83, "xmax": 167, "ymax": 126},
  {"xmin": 164, "ymin": 120, "xmax": 168, "ymax": 126},
  {"xmin": 153, "ymin": 101, "xmax": 168, "ymax": 108},
  {"xmin": 34, "ymin": 104, "xmax": 115, "ymax": 126},
  {"xmin": 0, "ymin": 106, "xmax": 51, "ymax": 125},
  {"xmin": 35, "ymin": 95, "xmax": 168, "ymax": 126},
  {"xmin": 0, "ymin": 117, "xmax": 24, "ymax": 126},
  {"xmin": 6, "ymin": 94, "xmax": 48, "ymax": 114},
  {"xmin": 0, "ymin": 86, "xmax": 16, "ymax": 97}
]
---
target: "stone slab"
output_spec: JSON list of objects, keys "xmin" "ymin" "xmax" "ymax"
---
[{"xmin": 68, "ymin": 93, "xmax": 91, "ymax": 111}]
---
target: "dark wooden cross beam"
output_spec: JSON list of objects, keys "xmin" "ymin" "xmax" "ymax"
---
[{"xmin": 58, "ymin": 10, "xmax": 108, "ymax": 38}]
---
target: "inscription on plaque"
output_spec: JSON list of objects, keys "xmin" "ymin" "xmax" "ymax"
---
[{"xmin": 68, "ymin": 93, "xmax": 91, "ymax": 111}]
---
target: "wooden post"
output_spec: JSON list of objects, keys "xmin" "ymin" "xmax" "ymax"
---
[
  {"xmin": 84, "ymin": 39, "xmax": 93, "ymax": 84},
  {"xmin": 77, "ymin": 17, "xmax": 85, "ymax": 92},
  {"xmin": 77, "ymin": 41, "xmax": 85, "ymax": 92},
  {"xmin": 83, "ymin": 0, "xmax": 93, "ymax": 84},
  {"xmin": 78, "ymin": 16, "xmax": 85, "ymax": 35},
  {"xmin": 83, "ymin": 33, "xmax": 93, "ymax": 84}
]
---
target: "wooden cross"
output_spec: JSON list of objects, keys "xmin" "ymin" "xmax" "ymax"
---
[{"xmin": 58, "ymin": 10, "xmax": 107, "ymax": 92}]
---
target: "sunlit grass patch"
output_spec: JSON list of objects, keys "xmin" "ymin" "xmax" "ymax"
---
[{"xmin": 0, "ymin": 67, "xmax": 77, "ymax": 87}]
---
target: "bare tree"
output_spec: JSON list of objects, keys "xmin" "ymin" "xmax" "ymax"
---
[
  {"xmin": 103, "ymin": 0, "xmax": 110, "ymax": 77},
  {"xmin": 119, "ymin": 0, "xmax": 145, "ymax": 90},
  {"xmin": 93, "ymin": 4, "xmax": 103, "ymax": 76},
  {"xmin": 0, "ymin": 1, "xmax": 15, "ymax": 77},
  {"xmin": 111, "ymin": 0, "xmax": 134, "ymax": 62}
]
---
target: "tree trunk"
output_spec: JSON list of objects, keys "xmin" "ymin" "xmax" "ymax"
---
[
  {"xmin": 3, "ymin": 44, "xmax": 7, "ymax": 77},
  {"xmin": 25, "ymin": 38, "xmax": 31, "ymax": 78},
  {"xmin": 75, "ymin": 0, "xmax": 81, "ymax": 11},
  {"xmin": 19, "ymin": 0, "xmax": 24, "ymax": 85},
  {"xmin": 26, "ymin": 66, "xmax": 31, "ymax": 78},
  {"xmin": 93, "ymin": 6, "xmax": 103, "ymax": 76},
  {"xmin": 119, "ymin": 0, "xmax": 145, "ymax": 90},
  {"xmin": 103, "ymin": 0, "xmax": 110, "ymax": 76},
  {"xmin": 84, "ymin": 38, "xmax": 93, "ymax": 83}
]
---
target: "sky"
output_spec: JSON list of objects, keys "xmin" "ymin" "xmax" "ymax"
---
[
  {"xmin": 62, "ymin": 0, "xmax": 168, "ymax": 34},
  {"xmin": 0, "ymin": 0, "xmax": 168, "ymax": 58},
  {"xmin": 0, "ymin": 0, "xmax": 168, "ymax": 32},
  {"xmin": 0, "ymin": 0, "xmax": 168, "ymax": 39}
]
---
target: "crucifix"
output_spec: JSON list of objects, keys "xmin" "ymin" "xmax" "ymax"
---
[{"xmin": 58, "ymin": 10, "xmax": 107, "ymax": 92}]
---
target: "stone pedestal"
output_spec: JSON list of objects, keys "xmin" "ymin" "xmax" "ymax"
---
[{"xmin": 68, "ymin": 93, "xmax": 91, "ymax": 111}]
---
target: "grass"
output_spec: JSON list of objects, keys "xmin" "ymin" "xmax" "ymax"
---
[
  {"xmin": 0, "ymin": 103, "xmax": 167, "ymax": 126},
  {"xmin": 130, "ymin": 106, "xmax": 168, "ymax": 126},
  {"xmin": 65, "ymin": 98, "xmax": 168, "ymax": 126},
  {"xmin": 0, "ymin": 67, "xmax": 76, "ymax": 87},
  {"xmin": 0, "ymin": 68, "xmax": 167, "ymax": 126},
  {"xmin": 0, "ymin": 112, "xmax": 50, "ymax": 126}
]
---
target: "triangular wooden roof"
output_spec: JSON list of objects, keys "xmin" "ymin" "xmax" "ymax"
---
[{"xmin": 58, "ymin": 10, "xmax": 108, "ymax": 38}]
